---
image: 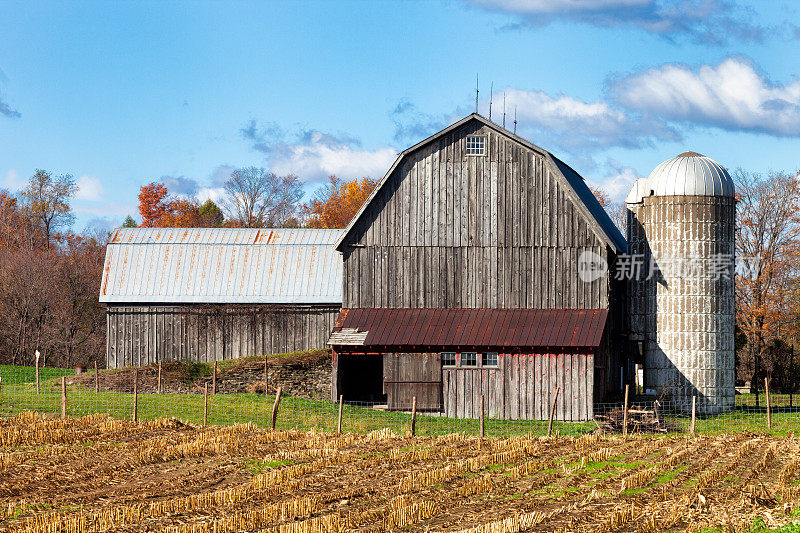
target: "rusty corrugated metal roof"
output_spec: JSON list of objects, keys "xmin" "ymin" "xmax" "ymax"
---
[
  {"xmin": 328, "ymin": 308, "xmax": 608, "ymax": 349},
  {"xmin": 100, "ymin": 228, "xmax": 343, "ymax": 304}
]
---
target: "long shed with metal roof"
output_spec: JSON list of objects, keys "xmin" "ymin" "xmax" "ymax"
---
[
  {"xmin": 328, "ymin": 113, "xmax": 630, "ymax": 421},
  {"xmin": 100, "ymin": 227, "xmax": 343, "ymax": 368}
]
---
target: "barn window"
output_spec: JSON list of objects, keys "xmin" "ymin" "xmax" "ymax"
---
[
  {"xmin": 465, "ymin": 135, "xmax": 486, "ymax": 156},
  {"xmin": 482, "ymin": 352, "xmax": 498, "ymax": 367},
  {"xmin": 441, "ymin": 352, "xmax": 456, "ymax": 367},
  {"xmin": 460, "ymin": 352, "xmax": 477, "ymax": 366}
]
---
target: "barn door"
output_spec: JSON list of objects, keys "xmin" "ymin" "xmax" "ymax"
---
[{"xmin": 383, "ymin": 353, "xmax": 442, "ymax": 410}]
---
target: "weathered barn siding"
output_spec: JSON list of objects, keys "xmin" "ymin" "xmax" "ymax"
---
[
  {"xmin": 441, "ymin": 353, "xmax": 594, "ymax": 421},
  {"xmin": 330, "ymin": 114, "xmax": 631, "ymax": 420},
  {"xmin": 106, "ymin": 305, "xmax": 338, "ymax": 368},
  {"xmin": 383, "ymin": 354, "xmax": 443, "ymax": 410},
  {"xmin": 344, "ymin": 350, "xmax": 595, "ymax": 421},
  {"xmin": 101, "ymin": 228, "xmax": 344, "ymax": 369},
  {"xmin": 339, "ymin": 119, "xmax": 613, "ymax": 310}
]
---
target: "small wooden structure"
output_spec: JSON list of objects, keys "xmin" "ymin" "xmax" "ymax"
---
[
  {"xmin": 329, "ymin": 114, "xmax": 629, "ymax": 420},
  {"xmin": 100, "ymin": 228, "xmax": 342, "ymax": 367}
]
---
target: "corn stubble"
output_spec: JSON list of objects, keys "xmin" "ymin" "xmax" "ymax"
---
[{"xmin": 0, "ymin": 412, "xmax": 799, "ymax": 532}]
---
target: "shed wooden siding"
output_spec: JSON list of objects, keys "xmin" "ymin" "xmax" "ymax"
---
[
  {"xmin": 442, "ymin": 353, "xmax": 594, "ymax": 421},
  {"xmin": 341, "ymin": 120, "xmax": 612, "ymax": 310},
  {"xmin": 383, "ymin": 353, "xmax": 442, "ymax": 410},
  {"xmin": 106, "ymin": 305, "xmax": 338, "ymax": 368}
]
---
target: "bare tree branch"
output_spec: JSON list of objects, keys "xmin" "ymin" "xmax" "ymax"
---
[{"xmin": 222, "ymin": 167, "xmax": 303, "ymax": 227}]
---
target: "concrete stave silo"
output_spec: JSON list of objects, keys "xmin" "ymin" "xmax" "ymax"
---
[{"xmin": 626, "ymin": 152, "xmax": 735, "ymax": 414}]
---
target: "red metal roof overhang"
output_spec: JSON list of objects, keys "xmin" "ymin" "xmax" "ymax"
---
[{"xmin": 329, "ymin": 308, "xmax": 608, "ymax": 352}]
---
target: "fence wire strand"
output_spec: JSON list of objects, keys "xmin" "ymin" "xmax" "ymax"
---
[{"xmin": 1, "ymin": 365, "xmax": 799, "ymax": 436}]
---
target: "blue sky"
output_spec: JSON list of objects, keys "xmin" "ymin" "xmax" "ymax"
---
[{"xmin": 1, "ymin": 0, "xmax": 799, "ymax": 232}]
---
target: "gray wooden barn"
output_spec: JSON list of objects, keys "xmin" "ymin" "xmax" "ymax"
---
[
  {"xmin": 100, "ymin": 227, "xmax": 342, "ymax": 368},
  {"xmin": 328, "ymin": 113, "xmax": 629, "ymax": 421}
]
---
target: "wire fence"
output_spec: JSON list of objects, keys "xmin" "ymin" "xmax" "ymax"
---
[{"xmin": 1, "ymin": 364, "xmax": 799, "ymax": 437}]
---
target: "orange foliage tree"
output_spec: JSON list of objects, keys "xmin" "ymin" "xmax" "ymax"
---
[
  {"xmin": 137, "ymin": 182, "xmax": 222, "ymax": 228},
  {"xmin": 137, "ymin": 182, "xmax": 171, "ymax": 227},
  {"xmin": 589, "ymin": 186, "xmax": 609, "ymax": 207},
  {"xmin": 302, "ymin": 176, "xmax": 378, "ymax": 229},
  {"xmin": 589, "ymin": 185, "xmax": 627, "ymax": 233}
]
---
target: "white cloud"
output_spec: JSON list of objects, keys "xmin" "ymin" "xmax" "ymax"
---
[
  {"xmin": 159, "ymin": 175, "xmax": 199, "ymax": 196},
  {"xmin": 587, "ymin": 159, "xmax": 642, "ymax": 203},
  {"xmin": 474, "ymin": 0, "xmax": 648, "ymax": 15},
  {"xmin": 391, "ymin": 98, "xmax": 464, "ymax": 144},
  {"xmin": 241, "ymin": 121, "xmax": 398, "ymax": 182},
  {"xmin": 75, "ymin": 174, "xmax": 105, "ymax": 202},
  {"xmin": 611, "ymin": 57, "xmax": 800, "ymax": 137},
  {"xmin": 502, "ymin": 87, "xmax": 678, "ymax": 151},
  {"xmin": 268, "ymin": 132, "xmax": 397, "ymax": 182},
  {"xmin": 209, "ymin": 164, "xmax": 235, "ymax": 187},
  {"xmin": 469, "ymin": 0, "xmax": 771, "ymax": 44},
  {"xmin": 1, "ymin": 168, "xmax": 24, "ymax": 191},
  {"xmin": 195, "ymin": 186, "xmax": 226, "ymax": 205}
]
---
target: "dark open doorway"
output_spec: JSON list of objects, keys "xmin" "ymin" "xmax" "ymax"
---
[{"xmin": 337, "ymin": 354, "xmax": 386, "ymax": 403}]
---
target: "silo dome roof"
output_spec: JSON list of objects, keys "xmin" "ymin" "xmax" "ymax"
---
[
  {"xmin": 625, "ymin": 177, "xmax": 649, "ymax": 205},
  {"xmin": 647, "ymin": 152, "xmax": 734, "ymax": 197}
]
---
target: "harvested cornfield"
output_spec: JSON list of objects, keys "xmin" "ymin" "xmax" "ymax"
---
[{"xmin": 1, "ymin": 413, "xmax": 799, "ymax": 532}]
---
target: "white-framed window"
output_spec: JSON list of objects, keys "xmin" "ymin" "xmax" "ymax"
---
[
  {"xmin": 441, "ymin": 352, "xmax": 457, "ymax": 367},
  {"xmin": 465, "ymin": 135, "xmax": 486, "ymax": 156},
  {"xmin": 482, "ymin": 352, "xmax": 498, "ymax": 367},
  {"xmin": 460, "ymin": 352, "xmax": 478, "ymax": 366}
]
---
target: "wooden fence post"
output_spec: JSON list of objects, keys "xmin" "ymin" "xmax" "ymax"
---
[
  {"xmin": 337, "ymin": 394, "xmax": 344, "ymax": 435},
  {"xmin": 94, "ymin": 361, "xmax": 99, "ymax": 394},
  {"xmin": 61, "ymin": 376, "xmax": 67, "ymax": 419},
  {"xmin": 212, "ymin": 361, "xmax": 217, "ymax": 395},
  {"xmin": 765, "ymin": 377, "xmax": 772, "ymax": 430},
  {"xmin": 690, "ymin": 395, "xmax": 696, "ymax": 435},
  {"xmin": 264, "ymin": 355, "xmax": 269, "ymax": 396},
  {"xmin": 411, "ymin": 396, "xmax": 417, "ymax": 437},
  {"xmin": 547, "ymin": 387, "xmax": 560, "ymax": 437},
  {"xmin": 132, "ymin": 369, "xmax": 139, "ymax": 422},
  {"xmin": 622, "ymin": 384, "xmax": 630, "ymax": 437},
  {"xmin": 157, "ymin": 361, "xmax": 162, "ymax": 394},
  {"xmin": 653, "ymin": 400, "xmax": 661, "ymax": 426},
  {"xmin": 203, "ymin": 383, "xmax": 209, "ymax": 426},
  {"xmin": 271, "ymin": 386, "xmax": 282, "ymax": 430},
  {"xmin": 35, "ymin": 350, "xmax": 40, "ymax": 395},
  {"xmin": 480, "ymin": 393, "xmax": 485, "ymax": 438}
]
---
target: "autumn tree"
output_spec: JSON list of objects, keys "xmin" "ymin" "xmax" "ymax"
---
[
  {"xmin": 0, "ymin": 189, "xmax": 30, "ymax": 248},
  {"xmin": 0, "ymin": 181, "xmax": 107, "ymax": 368},
  {"xmin": 589, "ymin": 185, "xmax": 627, "ymax": 233},
  {"xmin": 137, "ymin": 182, "xmax": 223, "ymax": 228},
  {"xmin": 589, "ymin": 186, "xmax": 609, "ymax": 207},
  {"xmin": 138, "ymin": 182, "xmax": 171, "ymax": 227},
  {"xmin": 222, "ymin": 167, "xmax": 303, "ymax": 228},
  {"xmin": 19, "ymin": 170, "xmax": 77, "ymax": 248},
  {"xmin": 302, "ymin": 176, "xmax": 378, "ymax": 229},
  {"xmin": 47, "ymin": 234, "xmax": 106, "ymax": 367},
  {"xmin": 734, "ymin": 169, "xmax": 800, "ymax": 395}
]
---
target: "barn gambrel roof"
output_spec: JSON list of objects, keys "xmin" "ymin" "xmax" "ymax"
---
[
  {"xmin": 335, "ymin": 113, "xmax": 626, "ymax": 254},
  {"xmin": 100, "ymin": 228, "xmax": 343, "ymax": 304}
]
